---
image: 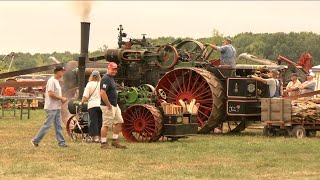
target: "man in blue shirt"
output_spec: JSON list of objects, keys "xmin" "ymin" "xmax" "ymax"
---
[
  {"xmin": 300, "ymin": 75, "xmax": 316, "ymax": 94},
  {"xmin": 100, "ymin": 62, "xmax": 127, "ymax": 149},
  {"xmin": 211, "ymin": 38, "xmax": 237, "ymax": 68}
]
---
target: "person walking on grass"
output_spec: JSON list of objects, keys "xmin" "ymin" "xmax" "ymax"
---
[
  {"xmin": 79, "ymin": 70, "xmax": 102, "ymax": 143},
  {"xmin": 100, "ymin": 62, "xmax": 127, "ymax": 149},
  {"xmin": 31, "ymin": 65, "xmax": 68, "ymax": 148}
]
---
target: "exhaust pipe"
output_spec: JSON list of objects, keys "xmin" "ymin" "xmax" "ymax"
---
[
  {"xmin": 80, "ymin": 22, "xmax": 90, "ymax": 58},
  {"xmin": 78, "ymin": 22, "xmax": 90, "ymax": 99}
]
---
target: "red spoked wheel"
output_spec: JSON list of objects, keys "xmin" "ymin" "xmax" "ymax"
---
[
  {"xmin": 66, "ymin": 115, "xmax": 79, "ymax": 141},
  {"xmin": 156, "ymin": 44, "xmax": 179, "ymax": 69},
  {"xmin": 155, "ymin": 67, "xmax": 225, "ymax": 133},
  {"xmin": 122, "ymin": 104, "xmax": 163, "ymax": 142},
  {"xmin": 66, "ymin": 114, "xmax": 88, "ymax": 142}
]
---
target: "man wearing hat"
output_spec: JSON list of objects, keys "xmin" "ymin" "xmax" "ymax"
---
[
  {"xmin": 300, "ymin": 74, "xmax": 316, "ymax": 94},
  {"xmin": 100, "ymin": 62, "xmax": 127, "ymax": 149},
  {"xmin": 31, "ymin": 65, "xmax": 68, "ymax": 148},
  {"xmin": 252, "ymin": 69, "xmax": 282, "ymax": 98},
  {"xmin": 285, "ymin": 73, "xmax": 301, "ymax": 97},
  {"xmin": 210, "ymin": 38, "xmax": 237, "ymax": 68}
]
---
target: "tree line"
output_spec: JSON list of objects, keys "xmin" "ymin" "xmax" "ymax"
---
[{"xmin": 1, "ymin": 31, "xmax": 319, "ymax": 72}]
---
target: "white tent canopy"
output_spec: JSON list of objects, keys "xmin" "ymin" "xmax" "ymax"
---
[
  {"xmin": 310, "ymin": 65, "xmax": 320, "ymax": 91},
  {"xmin": 311, "ymin": 65, "xmax": 320, "ymax": 72}
]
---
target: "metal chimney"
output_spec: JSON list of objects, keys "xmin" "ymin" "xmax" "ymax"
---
[{"xmin": 78, "ymin": 22, "xmax": 90, "ymax": 99}]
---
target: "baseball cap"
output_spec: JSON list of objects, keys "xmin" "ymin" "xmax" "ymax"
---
[
  {"xmin": 108, "ymin": 62, "xmax": 118, "ymax": 69},
  {"xmin": 290, "ymin": 73, "xmax": 298, "ymax": 77},
  {"xmin": 54, "ymin": 65, "xmax": 65, "ymax": 72},
  {"xmin": 91, "ymin": 70, "xmax": 100, "ymax": 77},
  {"xmin": 270, "ymin": 69, "xmax": 279, "ymax": 75}
]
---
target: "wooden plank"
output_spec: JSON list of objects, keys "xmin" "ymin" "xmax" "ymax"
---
[
  {"xmin": 0, "ymin": 81, "xmax": 47, "ymax": 88},
  {"xmin": 280, "ymin": 98, "xmax": 283, "ymax": 121},
  {"xmin": 285, "ymin": 90, "xmax": 320, "ymax": 100},
  {"xmin": 261, "ymin": 98, "xmax": 292, "ymax": 122}
]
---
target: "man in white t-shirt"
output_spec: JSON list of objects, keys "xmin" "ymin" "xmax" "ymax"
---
[
  {"xmin": 252, "ymin": 69, "xmax": 282, "ymax": 98},
  {"xmin": 31, "ymin": 65, "xmax": 68, "ymax": 148}
]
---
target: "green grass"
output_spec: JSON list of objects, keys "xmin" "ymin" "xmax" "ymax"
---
[{"xmin": 1, "ymin": 110, "xmax": 320, "ymax": 179}]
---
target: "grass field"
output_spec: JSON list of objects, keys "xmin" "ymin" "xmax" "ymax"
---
[{"xmin": 1, "ymin": 110, "xmax": 320, "ymax": 180}]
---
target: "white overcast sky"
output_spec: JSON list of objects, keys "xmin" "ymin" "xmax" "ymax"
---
[{"xmin": 0, "ymin": 1, "xmax": 319, "ymax": 55}]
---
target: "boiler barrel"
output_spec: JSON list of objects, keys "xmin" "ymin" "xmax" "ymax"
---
[
  {"xmin": 105, "ymin": 49, "xmax": 121, "ymax": 62},
  {"xmin": 68, "ymin": 98, "xmax": 88, "ymax": 114}
]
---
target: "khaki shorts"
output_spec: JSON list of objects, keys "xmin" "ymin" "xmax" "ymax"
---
[{"xmin": 100, "ymin": 105, "xmax": 124, "ymax": 127}]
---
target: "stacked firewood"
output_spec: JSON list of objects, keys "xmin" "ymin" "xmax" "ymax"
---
[
  {"xmin": 291, "ymin": 97, "xmax": 320, "ymax": 122},
  {"xmin": 161, "ymin": 99, "xmax": 200, "ymax": 115},
  {"xmin": 161, "ymin": 103, "xmax": 183, "ymax": 114}
]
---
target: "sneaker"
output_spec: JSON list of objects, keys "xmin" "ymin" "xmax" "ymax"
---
[
  {"xmin": 86, "ymin": 138, "xmax": 93, "ymax": 143},
  {"xmin": 101, "ymin": 142, "xmax": 111, "ymax": 149},
  {"xmin": 58, "ymin": 144, "xmax": 68, "ymax": 148},
  {"xmin": 93, "ymin": 140, "xmax": 101, "ymax": 143},
  {"xmin": 111, "ymin": 139, "xmax": 127, "ymax": 149},
  {"xmin": 31, "ymin": 140, "xmax": 38, "ymax": 148}
]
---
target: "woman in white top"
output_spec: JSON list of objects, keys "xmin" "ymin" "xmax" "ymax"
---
[{"xmin": 80, "ymin": 71, "xmax": 102, "ymax": 142}]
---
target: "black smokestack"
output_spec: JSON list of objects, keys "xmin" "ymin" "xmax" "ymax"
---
[
  {"xmin": 80, "ymin": 22, "xmax": 90, "ymax": 58},
  {"xmin": 78, "ymin": 22, "xmax": 90, "ymax": 99}
]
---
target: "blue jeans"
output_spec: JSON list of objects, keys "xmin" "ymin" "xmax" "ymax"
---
[
  {"xmin": 88, "ymin": 107, "xmax": 102, "ymax": 136},
  {"xmin": 33, "ymin": 109, "xmax": 66, "ymax": 146}
]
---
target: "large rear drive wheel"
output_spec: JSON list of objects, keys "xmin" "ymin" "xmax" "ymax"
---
[{"xmin": 155, "ymin": 68, "xmax": 225, "ymax": 133}]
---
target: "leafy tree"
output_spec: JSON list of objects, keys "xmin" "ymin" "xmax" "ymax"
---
[{"xmin": 1, "ymin": 31, "xmax": 320, "ymax": 73}]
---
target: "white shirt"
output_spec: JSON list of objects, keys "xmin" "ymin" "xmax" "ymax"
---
[
  {"xmin": 44, "ymin": 76, "xmax": 62, "ymax": 110},
  {"xmin": 83, "ymin": 81, "xmax": 101, "ymax": 109},
  {"xmin": 265, "ymin": 78, "xmax": 277, "ymax": 97},
  {"xmin": 286, "ymin": 80, "xmax": 301, "ymax": 97}
]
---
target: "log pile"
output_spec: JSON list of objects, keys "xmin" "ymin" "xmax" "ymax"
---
[{"xmin": 291, "ymin": 97, "xmax": 320, "ymax": 122}]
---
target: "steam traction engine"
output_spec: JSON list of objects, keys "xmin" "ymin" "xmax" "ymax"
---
[{"xmin": 66, "ymin": 23, "xmax": 304, "ymax": 142}]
